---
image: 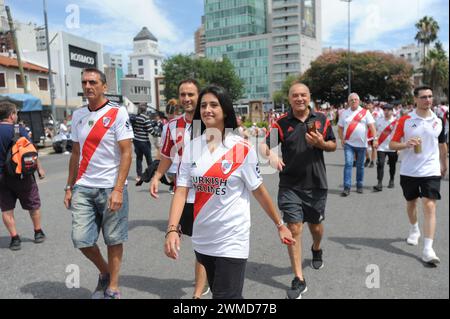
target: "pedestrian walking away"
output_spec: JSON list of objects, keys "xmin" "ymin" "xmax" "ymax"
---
[
  {"xmin": 260, "ymin": 82, "xmax": 337, "ymax": 299},
  {"xmin": 164, "ymin": 85, "xmax": 295, "ymax": 299},
  {"xmin": 150, "ymin": 79, "xmax": 209, "ymax": 299},
  {"xmin": 373, "ymin": 104, "xmax": 399, "ymax": 192},
  {"xmin": 132, "ymin": 104, "xmax": 153, "ymax": 185},
  {"xmin": 390, "ymin": 86, "xmax": 448, "ymax": 266},
  {"xmin": 338, "ymin": 93, "xmax": 378, "ymax": 196},
  {"xmin": 0, "ymin": 101, "xmax": 46, "ymax": 251},
  {"xmin": 63, "ymin": 68, "xmax": 134, "ymax": 299}
]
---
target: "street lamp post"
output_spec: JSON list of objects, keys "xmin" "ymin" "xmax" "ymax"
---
[
  {"xmin": 43, "ymin": 0, "xmax": 56, "ymax": 121},
  {"xmin": 341, "ymin": 0, "xmax": 352, "ymax": 97}
]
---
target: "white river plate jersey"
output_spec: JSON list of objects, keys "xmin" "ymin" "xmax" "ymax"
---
[
  {"xmin": 177, "ymin": 134, "xmax": 263, "ymax": 259},
  {"xmin": 71, "ymin": 101, "xmax": 134, "ymax": 188}
]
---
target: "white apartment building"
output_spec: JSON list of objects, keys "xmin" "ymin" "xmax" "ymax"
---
[{"xmin": 129, "ymin": 27, "xmax": 164, "ymax": 108}]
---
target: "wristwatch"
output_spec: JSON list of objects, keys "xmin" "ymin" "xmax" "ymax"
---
[{"xmin": 64, "ymin": 185, "xmax": 72, "ymax": 191}]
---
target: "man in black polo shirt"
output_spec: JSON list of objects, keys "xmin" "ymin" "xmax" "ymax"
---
[{"xmin": 261, "ymin": 82, "xmax": 336, "ymax": 299}]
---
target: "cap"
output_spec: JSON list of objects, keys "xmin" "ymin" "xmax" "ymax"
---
[{"xmin": 382, "ymin": 103, "xmax": 394, "ymax": 110}]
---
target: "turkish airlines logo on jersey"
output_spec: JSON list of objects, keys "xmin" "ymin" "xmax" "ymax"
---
[{"xmin": 221, "ymin": 160, "xmax": 232, "ymax": 174}]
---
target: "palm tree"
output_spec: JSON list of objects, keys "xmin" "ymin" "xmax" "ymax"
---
[
  {"xmin": 422, "ymin": 42, "xmax": 449, "ymax": 102},
  {"xmin": 415, "ymin": 16, "xmax": 440, "ymax": 64}
]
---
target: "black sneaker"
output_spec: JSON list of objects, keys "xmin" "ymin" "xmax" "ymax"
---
[
  {"xmin": 92, "ymin": 273, "xmax": 110, "ymax": 299},
  {"xmin": 369, "ymin": 161, "xmax": 374, "ymax": 168},
  {"xmin": 9, "ymin": 235, "xmax": 21, "ymax": 251},
  {"xmin": 311, "ymin": 246, "xmax": 324, "ymax": 270},
  {"xmin": 373, "ymin": 183, "xmax": 383, "ymax": 192},
  {"xmin": 388, "ymin": 180, "xmax": 394, "ymax": 188},
  {"xmin": 34, "ymin": 229, "xmax": 46, "ymax": 243},
  {"xmin": 287, "ymin": 277, "xmax": 307, "ymax": 299},
  {"xmin": 357, "ymin": 188, "xmax": 364, "ymax": 194},
  {"xmin": 341, "ymin": 188, "xmax": 350, "ymax": 197},
  {"xmin": 364, "ymin": 159, "xmax": 370, "ymax": 167}
]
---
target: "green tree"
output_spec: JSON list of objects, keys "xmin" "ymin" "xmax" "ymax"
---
[
  {"xmin": 162, "ymin": 55, "xmax": 244, "ymax": 102},
  {"xmin": 294, "ymin": 50, "xmax": 414, "ymax": 105},
  {"xmin": 272, "ymin": 75, "xmax": 297, "ymax": 107},
  {"xmin": 422, "ymin": 41, "xmax": 449, "ymax": 102},
  {"xmin": 415, "ymin": 16, "xmax": 440, "ymax": 65}
]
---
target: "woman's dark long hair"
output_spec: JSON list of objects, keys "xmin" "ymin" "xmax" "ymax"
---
[{"xmin": 191, "ymin": 85, "xmax": 238, "ymax": 140}]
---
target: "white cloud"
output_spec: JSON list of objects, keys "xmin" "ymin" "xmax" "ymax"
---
[{"xmin": 322, "ymin": 0, "xmax": 446, "ymax": 49}]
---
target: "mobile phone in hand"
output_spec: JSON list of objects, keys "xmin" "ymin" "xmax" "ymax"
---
[{"xmin": 307, "ymin": 121, "xmax": 317, "ymax": 134}]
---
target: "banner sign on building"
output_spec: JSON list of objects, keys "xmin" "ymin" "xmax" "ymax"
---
[{"xmin": 69, "ymin": 45, "xmax": 97, "ymax": 69}]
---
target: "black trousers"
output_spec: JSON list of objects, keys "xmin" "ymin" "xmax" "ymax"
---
[
  {"xmin": 195, "ymin": 251, "xmax": 247, "ymax": 299},
  {"xmin": 133, "ymin": 140, "xmax": 152, "ymax": 177},
  {"xmin": 377, "ymin": 151, "xmax": 398, "ymax": 182}
]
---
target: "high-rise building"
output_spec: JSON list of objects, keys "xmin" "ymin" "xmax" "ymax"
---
[
  {"xmin": 205, "ymin": 0, "xmax": 271, "ymax": 102},
  {"xmin": 204, "ymin": 0, "xmax": 322, "ymax": 103},
  {"xmin": 271, "ymin": 0, "xmax": 322, "ymax": 92},
  {"xmin": 195, "ymin": 16, "xmax": 206, "ymax": 57},
  {"xmin": 103, "ymin": 52, "xmax": 124, "ymax": 70},
  {"xmin": 129, "ymin": 27, "xmax": 164, "ymax": 108}
]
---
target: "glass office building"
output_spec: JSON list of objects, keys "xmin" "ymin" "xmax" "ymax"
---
[
  {"xmin": 205, "ymin": 0, "xmax": 270, "ymax": 101},
  {"xmin": 204, "ymin": 0, "xmax": 321, "ymax": 102},
  {"xmin": 206, "ymin": 36, "xmax": 270, "ymax": 101}
]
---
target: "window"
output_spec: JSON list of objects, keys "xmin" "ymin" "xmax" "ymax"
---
[
  {"xmin": 138, "ymin": 59, "xmax": 143, "ymax": 66},
  {"xmin": 38, "ymin": 77, "xmax": 48, "ymax": 91},
  {"xmin": 16, "ymin": 74, "xmax": 28, "ymax": 89},
  {"xmin": 0, "ymin": 73, "xmax": 5, "ymax": 88},
  {"xmin": 138, "ymin": 68, "xmax": 144, "ymax": 75},
  {"xmin": 154, "ymin": 60, "xmax": 158, "ymax": 66},
  {"xmin": 155, "ymin": 69, "xmax": 158, "ymax": 75}
]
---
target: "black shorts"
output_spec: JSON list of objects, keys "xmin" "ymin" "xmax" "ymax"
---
[
  {"xmin": 179, "ymin": 203, "xmax": 194, "ymax": 237},
  {"xmin": 278, "ymin": 188, "xmax": 327, "ymax": 224},
  {"xmin": 400, "ymin": 175, "xmax": 441, "ymax": 201},
  {"xmin": 0, "ymin": 174, "xmax": 41, "ymax": 212}
]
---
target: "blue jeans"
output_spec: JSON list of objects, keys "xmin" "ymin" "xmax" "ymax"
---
[
  {"xmin": 71, "ymin": 185, "xmax": 129, "ymax": 249},
  {"xmin": 343, "ymin": 144, "xmax": 367, "ymax": 189}
]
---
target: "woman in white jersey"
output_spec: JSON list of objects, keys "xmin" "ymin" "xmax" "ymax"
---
[{"xmin": 164, "ymin": 85, "xmax": 295, "ymax": 299}]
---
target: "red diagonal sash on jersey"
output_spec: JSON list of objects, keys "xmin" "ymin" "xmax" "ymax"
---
[
  {"xmin": 76, "ymin": 108, "xmax": 119, "ymax": 181},
  {"xmin": 345, "ymin": 109, "xmax": 367, "ymax": 141},
  {"xmin": 378, "ymin": 119, "xmax": 398, "ymax": 146},
  {"xmin": 193, "ymin": 142, "xmax": 250, "ymax": 220}
]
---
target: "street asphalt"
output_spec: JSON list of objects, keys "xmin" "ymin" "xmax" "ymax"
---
[{"xmin": 0, "ymin": 132, "xmax": 448, "ymax": 299}]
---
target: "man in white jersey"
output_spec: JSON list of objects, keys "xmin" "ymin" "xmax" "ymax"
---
[
  {"xmin": 63, "ymin": 68, "xmax": 134, "ymax": 299},
  {"xmin": 390, "ymin": 86, "xmax": 447, "ymax": 265},
  {"xmin": 373, "ymin": 104, "xmax": 399, "ymax": 192},
  {"xmin": 338, "ymin": 93, "xmax": 378, "ymax": 196},
  {"xmin": 149, "ymin": 79, "xmax": 209, "ymax": 299}
]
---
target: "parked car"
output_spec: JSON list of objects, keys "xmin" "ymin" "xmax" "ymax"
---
[{"xmin": 52, "ymin": 134, "xmax": 72, "ymax": 153}]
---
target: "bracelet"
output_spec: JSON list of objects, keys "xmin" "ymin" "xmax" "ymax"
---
[
  {"xmin": 167, "ymin": 224, "xmax": 179, "ymax": 231},
  {"xmin": 276, "ymin": 221, "xmax": 285, "ymax": 229},
  {"xmin": 165, "ymin": 229, "xmax": 181, "ymax": 238}
]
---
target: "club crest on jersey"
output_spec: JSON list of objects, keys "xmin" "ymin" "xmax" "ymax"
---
[
  {"xmin": 221, "ymin": 160, "xmax": 233, "ymax": 174},
  {"xmin": 88, "ymin": 120, "xmax": 94, "ymax": 127},
  {"xmin": 103, "ymin": 117, "xmax": 112, "ymax": 128}
]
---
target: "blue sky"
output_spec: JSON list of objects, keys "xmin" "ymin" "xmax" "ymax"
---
[{"xmin": 5, "ymin": 0, "xmax": 449, "ymax": 59}]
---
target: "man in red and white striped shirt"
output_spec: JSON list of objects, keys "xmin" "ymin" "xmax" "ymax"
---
[
  {"xmin": 64, "ymin": 68, "xmax": 134, "ymax": 299},
  {"xmin": 390, "ymin": 86, "xmax": 448, "ymax": 265}
]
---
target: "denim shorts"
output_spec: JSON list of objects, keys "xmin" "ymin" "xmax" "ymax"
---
[{"xmin": 70, "ymin": 185, "xmax": 129, "ymax": 249}]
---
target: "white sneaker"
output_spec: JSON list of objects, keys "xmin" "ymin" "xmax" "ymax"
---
[
  {"xmin": 406, "ymin": 228, "xmax": 420, "ymax": 246},
  {"xmin": 422, "ymin": 249, "xmax": 441, "ymax": 265}
]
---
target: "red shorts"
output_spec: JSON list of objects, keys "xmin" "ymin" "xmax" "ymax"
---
[{"xmin": 0, "ymin": 174, "xmax": 41, "ymax": 212}]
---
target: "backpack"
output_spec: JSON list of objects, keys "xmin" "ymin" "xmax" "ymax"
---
[{"xmin": 5, "ymin": 125, "xmax": 38, "ymax": 178}]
